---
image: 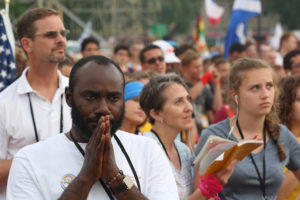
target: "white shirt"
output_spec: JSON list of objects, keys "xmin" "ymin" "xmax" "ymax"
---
[
  {"xmin": 6, "ymin": 130, "xmax": 179, "ymax": 200},
  {"xmin": 0, "ymin": 67, "xmax": 72, "ymax": 199}
]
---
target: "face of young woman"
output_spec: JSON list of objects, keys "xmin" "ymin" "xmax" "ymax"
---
[
  {"xmin": 124, "ymin": 97, "xmax": 146, "ymax": 127},
  {"xmin": 158, "ymin": 83, "xmax": 193, "ymax": 131},
  {"xmin": 292, "ymin": 87, "xmax": 300, "ymax": 123},
  {"xmin": 237, "ymin": 68, "xmax": 275, "ymax": 117}
]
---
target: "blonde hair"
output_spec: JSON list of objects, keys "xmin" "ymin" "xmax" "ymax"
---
[{"xmin": 228, "ymin": 58, "xmax": 286, "ymax": 161}]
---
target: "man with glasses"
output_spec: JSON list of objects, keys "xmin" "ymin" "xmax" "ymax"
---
[
  {"xmin": 284, "ymin": 49, "xmax": 300, "ymax": 76},
  {"xmin": 0, "ymin": 8, "xmax": 72, "ymax": 199},
  {"xmin": 139, "ymin": 45, "xmax": 166, "ymax": 74}
]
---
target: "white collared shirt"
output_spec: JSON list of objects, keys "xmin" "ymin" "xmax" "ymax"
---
[{"xmin": 0, "ymin": 67, "xmax": 72, "ymax": 198}]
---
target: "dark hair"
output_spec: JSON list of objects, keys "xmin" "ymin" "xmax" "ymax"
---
[
  {"xmin": 139, "ymin": 44, "xmax": 162, "ymax": 63},
  {"xmin": 228, "ymin": 58, "xmax": 286, "ymax": 161},
  {"xmin": 283, "ymin": 49, "xmax": 300, "ymax": 70},
  {"xmin": 214, "ymin": 57, "xmax": 229, "ymax": 68},
  {"xmin": 17, "ymin": 8, "xmax": 59, "ymax": 40},
  {"xmin": 69, "ymin": 55, "xmax": 124, "ymax": 94},
  {"xmin": 180, "ymin": 51, "xmax": 201, "ymax": 67},
  {"xmin": 129, "ymin": 70, "xmax": 156, "ymax": 82},
  {"xmin": 114, "ymin": 44, "xmax": 130, "ymax": 55},
  {"xmin": 81, "ymin": 36, "xmax": 100, "ymax": 52},
  {"xmin": 278, "ymin": 75, "xmax": 300, "ymax": 129},
  {"xmin": 229, "ymin": 43, "xmax": 246, "ymax": 54},
  {"xmin": 280, "ymin": 32, "xmax": 297, "ymax": 50},
  {"xmin": 139, "ymin": 73, "xmax": 187, "ymax": 124},
  {"xmin": 174, "ymin": 44, "xmax": 197, "ymax": 57}
]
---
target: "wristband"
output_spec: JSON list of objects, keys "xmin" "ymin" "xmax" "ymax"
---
[
  {"xmin": 198, "ymin": 174, "xmax": 223, "ymax": 200},
  {"xmin": 200, "ymin": 72, "xmax": 212, "ymax": 85},
  {"xmin": 106, "ymin": 170, "xmax": 124, "ymax": 186}
]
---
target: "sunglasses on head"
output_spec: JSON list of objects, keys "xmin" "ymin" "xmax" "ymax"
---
[
  {"xmin": 146, "ymin": 56, "xmax": 164, "ymax": 64},
  {"xmin": 33, "ymin": 29, "xmax": 70, "ymax": 39}
]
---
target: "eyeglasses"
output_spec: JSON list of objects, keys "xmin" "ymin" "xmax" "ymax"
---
[
  {"xmin": 33, "ymin": 29, "xmax": 70, "ymax": 39},
  {"xmin": 145, "ymin": 56, "xmax": 164, "ymax": 64}
]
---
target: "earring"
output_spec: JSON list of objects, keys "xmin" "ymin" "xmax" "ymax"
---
[{"xmin": 160, "ymin": 119, "xmax": 164, "ymax": 124}]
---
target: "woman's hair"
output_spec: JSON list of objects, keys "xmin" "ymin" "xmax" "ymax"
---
[
  {"xmin": 278, "ymin": 75, "xmax": 300, "ymax": 129},
  {"xmin": 228, "ymin": 58, "xmax": 286, "ymax": 161},
  {"xmin": 139, "ymin": 73, "xmax": 187, "ymax": 124}
]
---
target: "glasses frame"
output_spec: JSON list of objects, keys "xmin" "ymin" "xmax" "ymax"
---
[
  {"xmin": 32, "ymin": 29, "xmax": 70, "ymax": 39},
  {"xmin": 145, "ymin": 56, "xmax": 164, "ymax": 64}
]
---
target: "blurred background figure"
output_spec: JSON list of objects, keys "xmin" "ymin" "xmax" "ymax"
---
[
  {"xmin": 277, "ymin": 75, "xmax": 300, "ymax": 200},
  {"xmin": 228, "ymin": 42, "xmax": 246, "ymax": 63},
  {"xmin": 58, "ymin": 54, "xmax": 75, "ymax": 77},
  {"xmin": 112, "ymin": 44, "xmax": 130, "ymax": 75},
  {"xmin": 276, "ymin": 32, "xmax": 298, "ymax": 65},
  {"xmin": 245, "ymin": 40, "xmax": 258, "ymax": 58},
  {"xmin": 14, "ymin": 45, "xmax": 28, "ymax": 77},
  {"xmin": 140, "ymin": 44, "xmax": 166, "ymax": 74},
  {"xmin": 120, "ymin": 81, "xmax": 146, "ymax": 135},
  {"xmin": 272, "ymin": 65, "xmax": 286, "ymax": 81},
  {"xmin": 128, "ymin": 41, "xmax": 145, "ymax": 73},
  {"xmin": 265, "ymin": 48, "xmax": 277, "ymax": 67},
  {"xmin": 152, "ymin": 40, "xmax": 181, "ymax": 74},
  {"xmin": 283, "ymin": 49, "xmax": 300, "ymax": 76},
  {"xmin": 80, "ymin": 36, "xmax": 101, "ymax": 58}
]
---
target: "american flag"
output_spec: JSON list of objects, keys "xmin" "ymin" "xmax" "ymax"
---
[{"xmin": 0, "ymin": 12, "xmax": 16, "ymax": 92}]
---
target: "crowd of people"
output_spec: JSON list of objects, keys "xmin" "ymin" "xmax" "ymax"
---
[{"xmin": 0, "ymin": 7, "xmax": 300, "ymax": 200}]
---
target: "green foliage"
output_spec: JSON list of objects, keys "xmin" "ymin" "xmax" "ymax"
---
[
  {"xmin": 262, "ymin": 0, "xmax": 300, "ymax": 30},
  {"xmin": 156, "ymin": 0, "xmax": 203, "ymax": 36}
]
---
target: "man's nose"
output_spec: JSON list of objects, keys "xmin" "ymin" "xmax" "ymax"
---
[{"xmin": 95, "ymin": 98, "xmax": 110, "ymax": 115}]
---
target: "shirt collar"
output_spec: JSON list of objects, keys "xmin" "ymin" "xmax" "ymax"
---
[{"xmin": 17, "ymin": 67, "xmax": 66, "ymax": 95}]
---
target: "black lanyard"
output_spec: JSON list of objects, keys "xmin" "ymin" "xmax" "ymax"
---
[
  {"xmin": 150, "ymin": 129, "xmax": 181, "ymax": 167},
  {"xmin": 69, "ymin": 131, "xmax": 141, "ymax": 199},
  {"xmin": 28, "ymin": 93, "xmax": 63, "ymax": 142},
  {"xmin": 236, "ymin": 119, "xmax": 267, "ymax": 200}
]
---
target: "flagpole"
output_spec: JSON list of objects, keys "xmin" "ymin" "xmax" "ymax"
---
[{"xmin": 5, "ymin": 0, "xmax": 10, "ymax": 14}]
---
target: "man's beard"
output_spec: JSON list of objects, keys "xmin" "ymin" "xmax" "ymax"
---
[{"xmin": 71, "ymin": 97, "xmax": 124, "ymax": 140}]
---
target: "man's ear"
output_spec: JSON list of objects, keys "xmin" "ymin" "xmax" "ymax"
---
[
  {"xmin": 20, "ymin": 37, "xmax": 32, "ymax": 54},
  {"xmin": 65, "ymin": 87, "xmax": 72, "ymax": 107}
]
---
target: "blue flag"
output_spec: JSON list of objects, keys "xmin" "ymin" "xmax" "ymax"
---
[
  {"xmin": 224, "ymin": 0, "xmax": 261, "ymax": 59},
  {"xmin": 0, "ymin": 12, "xmax": 16, "ymax": 92}
]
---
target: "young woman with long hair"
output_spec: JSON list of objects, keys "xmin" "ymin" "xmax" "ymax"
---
[{"xmin": 194, "ymin": 58, "xmax": 300, "ymax": 199}]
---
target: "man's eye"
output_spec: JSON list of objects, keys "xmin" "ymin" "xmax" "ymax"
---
[
  {"xmin": 86, "ymin": 96, "xmax": 95, "ymax": 101},
  {"xmin": 110, "ymin": 96, "xmax": 120, "ymax": 102}
]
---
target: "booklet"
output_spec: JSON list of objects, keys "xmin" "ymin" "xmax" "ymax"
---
[{"xmin": 193, "ymin": 135, "xmax": 263, "ymax": 176}]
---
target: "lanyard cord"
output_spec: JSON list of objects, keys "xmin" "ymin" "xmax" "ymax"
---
[
  {"xmin": 28, "ymin": 93, "xmax": 64, "ymax": 142},
  {"xmin": 114, "ymin": 134, "xmax": 141, "ymax": 191},
  {"xmin": 69, "ymin": 131, "xmax": 141, "ymax": 199},
  {"xmin": 236, "ymin": 119, "xmax": 267, "ymax": 200},
  {"xmin": 150, "ymin": 129, "xmax": 182, "ymax": 167}
]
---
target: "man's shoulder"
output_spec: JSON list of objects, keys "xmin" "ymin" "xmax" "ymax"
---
[
  {"xmin": 115, "ymin": 130, "xmax": 157, "ymax": 146},
  {"xmin": 15, "ymin": 134, "xmax": 67, "ymax": 159},
  {"xmin": 114, "ymin": 130, "xmax": 163, "ymax": 155},
  {"xmin": 0, "ymin": 77, "xmax": 21, "ymax": 102}
]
